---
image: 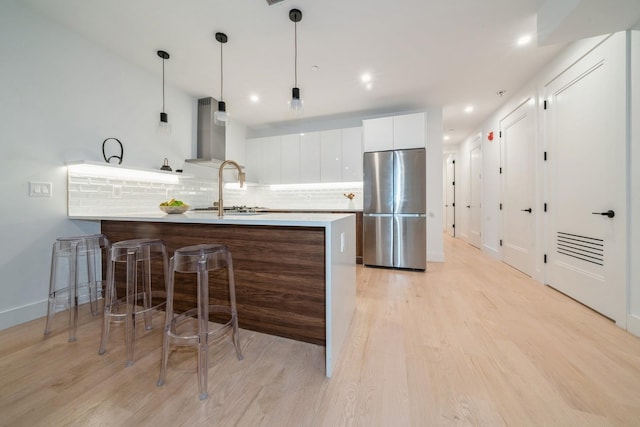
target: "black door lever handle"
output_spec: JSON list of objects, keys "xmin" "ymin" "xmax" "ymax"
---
[
  {"xmin": 466, "ymin": 205, "xmax": 471, "ymax": 208},
  {"xmin": 592, "ymin": 210, "xmax": 615, "ymax": 218},
  {"xmin": 521, "ymin": 208, "xmax": 532, "ymax": 213}
]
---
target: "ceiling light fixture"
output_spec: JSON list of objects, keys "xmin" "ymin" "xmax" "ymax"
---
[
  {"xmin": 157, "ymin": 50, "xmax": 171, "ymax": 134},
  {"xmin": 214, "ymin": 32, "xmax": 229, "ymax": 126},
  {"xmin": 250, "ymin": 94, "xmax": 259, "ymax": 103},
  {"xmin": 517, "ymin": 34, "xmax": 532, "ymax": 46},
  {"xmin": 464, "ymin": 105, "xmax": 474, "ymax": 113},
  {"xmin": 361, "ymin": 73, "xmax": 372, "ymax": 83},
  {"xmin": 289, "ymin": 8, "xmax": 303, "ymax": 114}
]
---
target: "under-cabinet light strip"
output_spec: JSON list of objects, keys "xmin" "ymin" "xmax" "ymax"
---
[
  {"xmin": 67, "ymin": 163, "xmax": 180, "ymax": 184},
  {"xmin": 269, "ymin": 182, "xmax": 363, "ymax": 191}
]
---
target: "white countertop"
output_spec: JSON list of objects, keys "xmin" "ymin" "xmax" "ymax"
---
[{"xmin": 70, "ymin": 211, "xmax": 354, "ymax": 227}]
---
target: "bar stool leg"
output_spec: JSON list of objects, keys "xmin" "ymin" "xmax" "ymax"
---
[
  {"xmin": 86, "ymin": 239, "xmax": 99, "ymax": 316},
  {"xmin": 98, "ymin": 250, "xmax": 116, "ymax": 355},
  {"xmin": 67, "ymin": 241, "xmax": 79, "ymax": 342},
  {"xmin": 197, "ymin": 258, "xmax": 209, "ymax": 400},
  {"xmin": 142, "ymin": 246, "xmax": 154, "ymax": 331},
  {"xmin": 44, "ymin": 242, "xmax": 58, "ymax": 336},
  {"xmin": 125, "ymin": 249, "xmax": 137, "ymax": 367},
  {"xmin": 157, "ymin": 257, "xmax": 175, "ymax": 387},
  {"xmin": 226, "ymin": 255, "xmax": 243, "ymax": 360}
]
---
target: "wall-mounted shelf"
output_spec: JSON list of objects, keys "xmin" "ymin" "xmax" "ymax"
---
[{"xmin": 66, "ymin": 160, "xmax": 192, "ymax": 184}]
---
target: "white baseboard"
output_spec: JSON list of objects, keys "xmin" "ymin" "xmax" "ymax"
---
[
  {"xmin": 483, "ymin": 244, "xmax": 500, "ymax": 260},
  {"xmin": 627, "ymin": 314, "xmax": 640, "ymax": 338},
  {"xmin": 0, "ymin": 293, "xmax": 95, "ymax": 331},
  {"xmin": 427, "ymin": 251, "xmax": 445, "ymax": 262},
  {"xmin": 0, "ymin": 300, "xmax": 47, "ymax": 331}
]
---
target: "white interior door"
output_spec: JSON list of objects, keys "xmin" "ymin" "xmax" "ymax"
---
[
  {"xmin": 545, "ymin": 34, "xmax": 627, "ymax": 325},
  {"xmin": 468, "ymin": 146, "xmax": 482, "ymax": 248},
  {"xmin": 445, "ymin": 156, "xmax": 455, "ymax": 236},
  {"xmin": 501, "ymin": 99, "xmax": 536, "ymax": 276}
]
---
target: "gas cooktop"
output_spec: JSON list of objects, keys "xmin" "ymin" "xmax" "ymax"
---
[{"xmin": 191, "ymin": 205, "xmax": 266, "ymax": 214}]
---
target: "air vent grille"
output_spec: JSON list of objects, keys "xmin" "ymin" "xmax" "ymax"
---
[{"xmin": 556, "ymin": 232, "xmax": 604, "ymax": 266}]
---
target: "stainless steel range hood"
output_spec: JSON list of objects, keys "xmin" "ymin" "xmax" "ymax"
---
[{"xmin": 185, "ymin": 97, "xmax": 226, "ymax": 167}]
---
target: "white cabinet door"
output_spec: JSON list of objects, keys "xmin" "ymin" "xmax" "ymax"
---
[
  {"xmin": 300, "ymin": 132, "xmax": 320, "ymax": 183},
  {"xmin": 261, "ymin": 136, "xmax": 281, "ymax": 184},
  {"xmin": 244, "ymin": 138, "xmax": 262, "ymax": 183},
  {"xmin": 393, "ymin": 112, "xmax": 425, "ymax": 149},
  {"xmin": 320, "ymin": 129, "xmax": 342, "ymax": 183},
  {"xmin": 341, "ymin": 127, "xmax": 362, "ymax": 182},
  {"xmin": 280, "ymin": 134, "xmax": 300, "ymax": 184},
  {"xmin": 363, "ymin": 116, "xmax": 393, "ymax": 152},
  {"xmin": 224, "ymin": 121, "xmax": 246, "ymax": 166}
]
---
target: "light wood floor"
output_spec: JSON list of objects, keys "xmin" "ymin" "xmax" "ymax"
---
[{"xmin": 3, "ymin": 235, "xmax": 640, "ymax": 426}]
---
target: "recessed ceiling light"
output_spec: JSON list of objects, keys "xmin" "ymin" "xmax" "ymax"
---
[
  {"xmin": 444, "ymin": 135, "xmax": 450, "ymax": 141},
  {"xmin": 517, "ymin": 34, "xmax": 532, "ymax": 46},
  {"xmin": 361, "ymin": 73, "xmax": 372, "ymax": 83},
  {"xmin": 250, "ymin": 94, "xmax": 259, "ymax": 103},
  {"xmin": 464, "ymin": 105, "xmax": 474, "ymax": 113},
  {"xmin": 365, "ymin": 83, "xmax": 373, "ymax": 90}
]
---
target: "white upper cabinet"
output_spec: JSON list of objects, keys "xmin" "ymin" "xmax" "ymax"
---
[
  {"xmin": 244, "ymin": 127, "xmax": 363, "ymax": 184},
  {"xmin": 320, "ymin": 129, "xmax": 342, "ymax": 183},
  {"xmin": 244, "ymin": 138, "xmax": 262, "ymax": 183},
  {"xmin": 341, "ymin": 127, "xmax": 362, "ymax": 182},
  {"xmin": 362, "ymin": 116, "xmax": 393, "ymax": 152},
  {"xmin": 363, "ymin": 112, "xmax": 425, "ymax": 152},
  {"xmin": 280, "ymin": 134, "xmax": 300, "ymax": 184},
  {"xmin": 393, "ymin": 112, "xmax": 425, "ymax": 149},
  {"xmin": 261, "ymin": 136, "xmax": 281, "ymax": 184},
  {"xmin": 300, "ymin": 132, "xmax": 321, "ymax": 183}
]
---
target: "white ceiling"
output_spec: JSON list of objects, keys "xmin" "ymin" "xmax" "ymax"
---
[{"xmin": 18, "ymin": 0, "xmax": 640, "ymax": 144}]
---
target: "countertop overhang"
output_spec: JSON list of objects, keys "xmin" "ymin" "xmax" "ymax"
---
[{"xmin": 70, "ymin": 211, "xmax": 353, "ymax": 227}]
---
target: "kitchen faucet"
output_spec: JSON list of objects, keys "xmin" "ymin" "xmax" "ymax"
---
[{"xmin": 218, "ymin": 160, "xmax": 245, "ymax": 218}]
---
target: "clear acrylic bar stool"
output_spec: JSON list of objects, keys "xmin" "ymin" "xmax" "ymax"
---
[
  {"xmin": 157, "ymin": 244, "xmax": 243, "ymax": 400},
  {"xmin": 98, "ymin": 238, "xmax": 168, "ymax": 366},
  {"xmin": 44, "ymin": 234, "xmax": 110, "ymax": 342}
]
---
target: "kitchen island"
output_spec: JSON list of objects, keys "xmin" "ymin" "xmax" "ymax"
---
[{"xmin": 70, "ymin": 211, "xmax": 356, "ymax": 377}]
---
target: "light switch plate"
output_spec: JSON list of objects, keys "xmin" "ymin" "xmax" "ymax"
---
[{"xmin": 29, "ymin": 182, "xmax": 52, "ymax": 197}]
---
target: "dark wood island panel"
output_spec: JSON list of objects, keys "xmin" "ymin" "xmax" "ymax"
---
[{"xmin": 101, "ymin": 220, "xmax": 327, "ymax": 345}]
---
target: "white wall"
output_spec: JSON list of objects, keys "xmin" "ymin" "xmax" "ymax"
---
[
  {"xmin": 425, "ymin": 107, "xmax": 444, "ymax": 262},
  {"xmin": 629, "ymin": 29, "xmax": 640, "ymax": 335},
  {"xmin": 0, "ymin": 2, "xmax": 195, "ymax": 329}
]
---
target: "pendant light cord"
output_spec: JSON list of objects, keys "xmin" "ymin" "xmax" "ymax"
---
[
  {"xmin": 220, "ymin": 41, "xmax": 224, "ymax": 101},
  {"xmin": 162, "ymin": 58, "xmax": 166, "ymax": 113},
  {"xmin": 294, "ymin": 20, "xmax": 298, "ymax": 87}
]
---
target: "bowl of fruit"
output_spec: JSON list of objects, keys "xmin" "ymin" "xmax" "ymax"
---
[{"xmin": 159, "ymin": 199, "xmax": 189, "ymax": 214}]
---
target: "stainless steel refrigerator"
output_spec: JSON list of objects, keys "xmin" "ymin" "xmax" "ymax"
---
[{"xmin": 363, "ymin": 148, "xmax": 426, "ymax": 270}]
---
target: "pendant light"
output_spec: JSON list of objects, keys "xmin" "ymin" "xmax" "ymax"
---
[
  {"xmin": 157, "ymin": 50, "xmax": 171, "ymax": 134},
  {"xmin": 214, "ymin": 32, "xmax": 229, "ymax": 126},
  {"xmin": 289, "ymin": 9, "xmax": 303, "ymax": 113}
]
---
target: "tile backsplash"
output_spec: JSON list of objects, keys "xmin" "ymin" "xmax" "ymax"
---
[{"xmin": 68, "ymin": 166, "xmax": 363, "ymax": 216}]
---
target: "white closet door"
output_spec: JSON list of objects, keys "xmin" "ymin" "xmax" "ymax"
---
[{"xmin": 545, "ymin": 33, "xmax": 627, "ymax": 325}]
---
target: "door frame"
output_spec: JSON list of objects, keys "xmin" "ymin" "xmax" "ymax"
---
[{"xmin": 468, "ymin": 139, "xmax": 482, "ymax": 249}]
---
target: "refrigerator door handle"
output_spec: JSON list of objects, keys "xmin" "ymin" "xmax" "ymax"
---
[{"xmin": 393, "ymin": 213, "xmax": 426, "ymax": 218}]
